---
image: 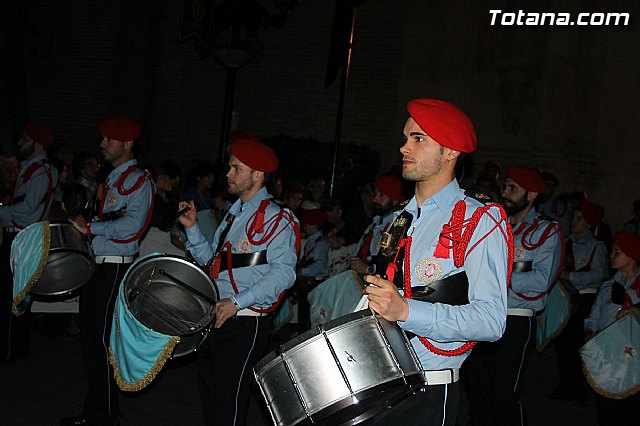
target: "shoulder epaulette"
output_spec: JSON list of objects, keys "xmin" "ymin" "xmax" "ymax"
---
[
  {"xmin": 392, "ymin": 200, "xmax": 409, "ymax": 212},
  {"xmin": 536, "ymin": 214, "xmax": 559, "ymax": 224},
  {"xmin": 464, "ymin": 189, "xmax": 497, "ymax": 204},
  {"xmin": 270, "ymin": 197, "xmax": 285, "ymax": 208}
]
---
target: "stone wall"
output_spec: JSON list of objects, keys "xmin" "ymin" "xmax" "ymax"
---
[{"xmin": 1, "ymin": 0, "xmax": 638, "ymax": 230}]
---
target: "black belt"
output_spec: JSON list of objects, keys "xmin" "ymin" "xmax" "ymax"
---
[
  {"xmin": 410, "ymin": 272, "xmax": 469, "ymax": 306},
  {"xmin": 512, "ymin": 261, "xmax": 533, "ymax": 273},
  {"xmin": 219, "ymin": 250, "xmax": 268, "ymax": 273}
]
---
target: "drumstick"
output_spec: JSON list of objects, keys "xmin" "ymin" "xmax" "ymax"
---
[
  {"xmin": 176, "ymin": 206, "xmax": 191, "ymax": 218},
  {"xmin": 158, "ymin": 269, "xmax": 217, "ymax": 305}
]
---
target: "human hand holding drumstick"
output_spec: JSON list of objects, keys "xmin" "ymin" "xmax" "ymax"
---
[
  {"xmin": 363, "ymin": 274, "xmax": 409, "ymax": 322},
  {"xmin": 177, "ymin": 200, "xmax": 196, "ymax": 229}
]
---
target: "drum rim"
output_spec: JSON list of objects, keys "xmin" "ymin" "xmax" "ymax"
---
[
  {"xmin": 123, "ymin": 254, "xmax": 219, "ymax": 336},
  {"xmin": 31, "ymin": 251, "xmax": 96, "ymax": 296}
]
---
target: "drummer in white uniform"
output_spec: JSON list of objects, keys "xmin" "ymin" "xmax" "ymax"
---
[
  {"xmin": 0, "ymin": 123, "xmax": 58, "ymax": 363},
  {"xmin": 363, "ymin": 99, "xmax": 511, "ymax": 426}
]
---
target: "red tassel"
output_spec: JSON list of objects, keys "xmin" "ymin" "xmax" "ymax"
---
[
  {"xmin": 434, "ymin": 238, "xmax": 450, "ymax": 259},
  {"xmin": 385, "ymin": 263, "xmax": 398, "ymax": 282}
]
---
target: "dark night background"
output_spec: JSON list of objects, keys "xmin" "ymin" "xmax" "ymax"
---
[{"xmin": 1, "ymin": 0, "xmax": 639, "ymax": 229}]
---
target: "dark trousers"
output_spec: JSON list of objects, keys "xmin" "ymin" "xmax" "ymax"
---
[
  {"xmin": 463, "ymin": 315, "xmax": 535, "ymax": 426},
  {"xmin": 0, "ymin": 230, "xmax": 31, "ymax": 361},
  {"xmin": 595, "ymin": 391, "xmax": 640, "ymax": 426},
  {"xmin": 197, "ymin": 315, "xmax": 270, "ymax": 426},
  {"xmin": 365, "ymin": 382, "xmax": 461, "ymax": 426},
  {"xmin": 78, "ymin": 261, "xmax": 129, "ymax": 425},
  {"xmin": 552, "ymin": 292, "xmax": 596, "ymax": 399}
]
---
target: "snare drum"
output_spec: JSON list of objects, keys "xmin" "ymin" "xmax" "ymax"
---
[
  {"xmin": 30, "ymin": 222, "xmax": 95, "ymax": 296},
  {"xmin": 254, "ymin": 309, "xmax": 425, "ymax": 425},
  {"xmin": 123, "ymin": 254, "xmax": 219, "ymax": 357}
]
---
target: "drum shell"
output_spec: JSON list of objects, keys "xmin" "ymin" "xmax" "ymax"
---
[
  {"xmin": 254, "ymin": 310, "xmax": 424, "ymax": 426},
  {"xmin": 123, "ymin": 254, "xmax": 218, "ymax": 357},
  {"xmin": 31, "ymin": 223, "xmax": 95, "ymax": 296}
]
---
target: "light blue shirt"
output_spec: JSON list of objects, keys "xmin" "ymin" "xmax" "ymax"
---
[
  {"xmin": 567, "ymin": 232, "xmax": 608, "ymax": 291},
  {"xmin": 508, "ymin": 209, "xmax": 563, "ymax": 312},
  {"xmin": 300, "ymin": 230, "xmax": 330, "ymax": 279},
  {"xmin": 0, "ymin": 154, "xmax": 58, "ymax": 228},
  {"xmin": 186, "ymin": 187, "xmax": 298, "ymax": 310},
  {"xmin": 585, "ymin": 270, "xmax": 640, "ymax": 333},
  {"xmin": 398, "ymin": 180, "xmax": 509, "ymax": 370},
  {"xmin": 89, "ymin": 160, "xmax": 154, "ymax": 256}
]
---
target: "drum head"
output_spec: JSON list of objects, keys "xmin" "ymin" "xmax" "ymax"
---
[{"xmin": 124, "ymin": 255, "xmax": 218, "ymax": 336}]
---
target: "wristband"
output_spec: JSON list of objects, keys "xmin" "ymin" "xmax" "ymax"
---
[{"xmin": 230, "ymin": 296, "xmax": 241, "ymax": 311}]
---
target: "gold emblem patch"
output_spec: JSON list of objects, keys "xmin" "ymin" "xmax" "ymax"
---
[
  {"xmin": 107, "ymin": 194, "xmax": 118, "ymax": 207},
  {"xmin": 415, "ymin": 257, "xmax": 443, "ymax": 284},
  {"xmin": 237, "ymin": 238, "xmax": 253, "ymax": 253}
]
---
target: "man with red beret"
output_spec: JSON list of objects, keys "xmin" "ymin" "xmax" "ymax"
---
[
  {"xmin": 351, "ymin": 174, "xmax": 406, "ymax": 276},
  {"xmin": 0, "ymin": 123, "xmax": 58, "ymax": 364},
  {"xmin": 363, "ymin": 99, "xmax": 512, "ymax": 425},
  {"xmin": 584, "ymin": 231, "xmax": 640, "ymax": 425},
  {"xmin": 547, "ymin": 199, "xmax": 608, "ymax": 406},
  {"xmin": 63, "ymin": 116, "xmax": 154, "ymax": 426},
  {"xmin": 465, "ymin": 166, "xmax": 563, "ymax": 426},
  {"xmin": 538, "ymin": 171, "xmax": 571, "ymax": 236},
  {"xmin": 178, "ymin": 138, "xmax": 298, "ymax": 426}
]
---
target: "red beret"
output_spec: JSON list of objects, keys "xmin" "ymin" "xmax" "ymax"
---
[
  {"xmin": 375, "ymin": 175, "xmax": 405, "ymax": 202},
  {"xmin": 615, "ymin": 231, "xmax": 640, "ymax": 262},
  {"xmin": 406, "ymin": 99, "xmax": 477, "ymax": 153},
  {"xmin": 300, "ymin": 209, "xmax": 327, "ymax": 226},
  {"xmin": 229, "ymin": 139, "xmax": 278, "ymax": 173},
  {"xmin": 541, "ymin": 172, "xmax": 559, "ymax": 186},
  {"xmin": 99, "ymin": 116, "xmax": 141, "ymax": 142},
  {"xmin": 578, "ymin": 200, "xmax": 599, "ymax": 227},
  {"xmin": 506, "ymin": 167, "xmax": 545, "ymax": 194},
  {"xmin": 23, "ymin": 123, "xmax": 53, "ymax": 146}
]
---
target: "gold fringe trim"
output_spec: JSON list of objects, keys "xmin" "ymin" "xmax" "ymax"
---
[
  {"xmin": 12, "ymin": 221, "xmax": 51, "ymax": 316},
  {"xmin": 109, "ymin": 336, "xmax": 181, "ymax": 392},
  {"xmin": 536, "ymin": 281, "xmax": 573, "ymax": 353},
  {"xmin": 583, "ymin": 360, "xmax": 640, "ymax": 400}
]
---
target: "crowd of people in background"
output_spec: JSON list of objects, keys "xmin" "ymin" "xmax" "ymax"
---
[{"xmin": 1, "ymin": 116, "xmax": 638, "ymax": 426}]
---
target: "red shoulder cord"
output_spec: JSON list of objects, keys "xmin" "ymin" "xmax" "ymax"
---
[
  {"xmin": 98, "ymin": 165, "xmax": 155, "ymax": 244},
  {"xmin": 401, "ymin": 200, "xmax": 513, "ymax": 356},
  {"xmin": 8, "ymin": 161, "xmax": 54, "ymax": 228},
  {"xmin": 514, "ymin": 220, "xmax": 565, "ymax": 301},
  {"xmin": 225, "ymin": 199, "xmax": 300, "ymax": 313}
]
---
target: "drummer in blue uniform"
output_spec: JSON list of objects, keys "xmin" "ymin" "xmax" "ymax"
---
[
  {"xmin": 465, "ymin": 166, "xmax": 563, "ymax": 426},
  {"xmin": 584, "ymin": 231, "xmax": 640, "ymax": 426},
  {"xmin": 178, "ymin": 138, "xmax": 298, "ymax": 426},
  {"xmin": 64, "ymin": 116, "xmax": 154, "ymax": 426},
  {"xmin": 363, "ymin": 99, "xmax": 512, "ymax": 426},
  {"xmin": 0, "ymin": 123, "xmax": 58, "ymax": 363}
]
